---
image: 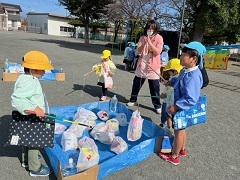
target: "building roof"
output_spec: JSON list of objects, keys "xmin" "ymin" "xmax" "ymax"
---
[
  {"xmin": 27, "ymin": 12, "xmax": 73, "ymax": 19},
  {"xmin": 0, "ymin": 2, "xmax": 22, "ymax": 12}
]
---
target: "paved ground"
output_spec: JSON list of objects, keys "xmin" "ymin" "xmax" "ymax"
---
[{"xmin": 0, "ymin": 31, "xmax": 239, "ymax": 180}]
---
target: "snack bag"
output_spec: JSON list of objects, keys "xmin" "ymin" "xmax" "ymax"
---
[
  {"xmin": 127, "ymin": 110, "xmax": 143, "ymax": 141},
  {"xmin": 61, "ymin": 130, "xmax": 78, "ymax": 151}
]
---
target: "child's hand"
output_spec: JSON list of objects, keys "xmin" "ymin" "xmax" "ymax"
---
[
  {"xmin": 167, "ymin": 105, "xmax": 179, "ymax": 114},
  {"xmin": 160, "ymin": 93, "xmax": 167, "ymax": 99},
  {"xmin": 164, "ymin": 80, "xmax": 171, "ymax": 86},
  {"xmin": 108, "ymin": 71, "xmax": 113, "ymax": 76},
  {"xmin": 34, "ymin": 106, "xmax": 46, "ymax": 117}
]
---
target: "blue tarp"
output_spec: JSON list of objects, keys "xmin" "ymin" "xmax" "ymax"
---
[{"xmin": 45, "ymin": 101, "xmax": 164, "ymax": 179}]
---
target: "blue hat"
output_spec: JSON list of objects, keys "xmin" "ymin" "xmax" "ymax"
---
[
  {"xmin": 184, "ymin": 41, "xmax": 206, "ymax": 69},
  {"xmin": 163, "ymin": 45, "xmax": 170, "ymax": 50},
  {"xmin": 130, "ymin": 42, "xmax": 136, "ymax": 47}
]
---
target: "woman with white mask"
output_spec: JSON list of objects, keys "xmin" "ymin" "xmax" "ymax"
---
[{"xmin": 127, "ymin": 20, "xmax": 164, "ymax": 114}]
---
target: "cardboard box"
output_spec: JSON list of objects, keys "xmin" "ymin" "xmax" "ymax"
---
[
  {"xmin": 2, "ymin": 72, "xmax": 19, "ymax": 81},
  {"xmin": 2, "ymin": 72, "xmax": 65, "ymax": 81},
  {"xmin": 155, "ymin": 136, "xmax": 174, "ymax": 153},
  {"xmin": 56, "ymin": 73, "xmax": 65, "ymax": 81},
  {"xmin": 57, "ymin": 161, "xmax": 99, "ymax": 180}
]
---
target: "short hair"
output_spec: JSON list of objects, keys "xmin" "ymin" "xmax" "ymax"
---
[
  {"xmin": 181, "ymin": 47, "xmax": 200, "ymax": 65},
  {"xmin": 143, "ymin": 20, "xmax": 158, "ymax": 36}
]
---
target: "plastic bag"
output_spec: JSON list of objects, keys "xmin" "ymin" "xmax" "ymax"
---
[
  {"xmin": 106, "ymin": 118, "xmax": 119, "ymax": 135},
  {"xmin": 54, "ymin": 123, "xmax": 67, "ymax": 134},
  {"xmin": 67, "ymin": 124, "xmax": 86, "ymax": 137},
  {"xmin": 78, "ymin": 136, "xmax": 98, "ymax": 153},
  {"xmin": 115, "ymin": 113, "xmax": 127, "ymax": 126},
  {"xmin": 103, "ymin": 72, "xmax": 113, "ymax": 88},
  {"xmin": 110, "ymin": 136, "xmax": 128, "ymax": 154},
  {"xmin": 73, "ymin": 108, "xmax": 97, "ymax": 121},
  {"xmin": 127, "ymin": 110, "xmax": 143, "ymax": 141},
  {"xmin": 77, "ymin": 147, "xmax": 99, "ymax": 172},
  {"xmin": 97, "ymin": 110, "xmax": 109, "ymax": 121},
  {"xmin": 90, "ymin": 122, "xmax": 115, "ymax": 144},
  {"xmin": 61, "ymin": 130, "xmax": 78, "ymax": 151}
]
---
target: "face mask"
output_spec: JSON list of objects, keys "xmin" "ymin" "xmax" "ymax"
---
[{"xmin": 147, "ymin": 31, "xmax": 154, "ymax": 36}]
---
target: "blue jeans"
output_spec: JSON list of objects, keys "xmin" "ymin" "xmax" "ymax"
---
[
  {"xmin": 161, "ymin": 102, "xmax": 167, "ymax": 124},
  {"xmin": 129, "ymin": 76, "xmax": 161, "ymax": 109}
]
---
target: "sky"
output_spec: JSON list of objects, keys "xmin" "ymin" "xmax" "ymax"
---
[{"xmin": 1, "ymin": 0, "xmax": 68, "ymax": 18}]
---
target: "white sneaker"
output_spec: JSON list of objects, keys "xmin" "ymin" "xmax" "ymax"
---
[
  {"xmin": 126, "ymin": 102, "xmax": 138, "ymax": 106},
  {"xmin": 156, "ymin": 108, "xmax": 162, "ymax": 114}
]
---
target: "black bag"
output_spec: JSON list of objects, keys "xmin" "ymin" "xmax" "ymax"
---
[
  {"xmin": 123, "ymin": 58, "xmax": 128, "ymax": 64},
  {"xmin": 5, "ymin": 111, "xmax": 55, "ymax": 148},
  {"xmin": 200, "ymin": 67, "xmax": 209, "ymax": 88}
]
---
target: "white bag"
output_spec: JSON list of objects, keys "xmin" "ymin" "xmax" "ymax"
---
[
  {"xmin": 97, "ymin": 110, "xmax": 109, "ymax": 121},
  {"xmin": 77, "ymin": 147, "xmax": 99, "ymax": 172},
  {"xmin": 67, "ymin": 124, "xmax": 86, "ymax": 137},
  {"xmin": 103, "ymin": 72, "xmax": 113, "ymax": 88},
  {"xmin": 115, "ymin": 113, "xmax": 127, "ymax": 126},
  {"xmin": 73, "ymin": 108, "xmax": 97, "ymax": 121},
  {"xmin": 106, "ymin": 118, "xmax": 119, "ymax": 135},
  {"xmin": 61, "ymin": 130, "xmax": 78, "ymax": 151},
  {"xmin": 78, "ymin": 136, "xmax": 98, "ymax": 153},
  {"xmin": 54, "ymin": 123, "xmax": 67, "ymax": 134},
  {"xmin": 110, "ymin": 136, "xmax": 128, "ymax": 154},
  {"xmin": 127, "ymin": 110, "xmax": 143, "ymax": 141},
  {"xmin": 90, "ymin": 122, "xmax": 115, "ymax": 144}
]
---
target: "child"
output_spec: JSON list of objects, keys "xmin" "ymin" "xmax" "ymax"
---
[
  {"xmin": 159, "ymin": 41, "xmax": 206, "ymax": 165},
  {"xmin": 159, "ymin": 58, "xmax": 183, "ymax": 131},
  {"xmin": 93, "ymin": 50, "xmax": 116, "ymax": 101},
  {"xmin": 125, "ymin": 42, "xmax": 136, "ymax": 71},
  {"xmin": 160, "ymin": 45, "xmax": 170, "ymax": 65},
  {"xmin": 11, "ymin": 50, "xmax": 53, "ymax": 176}
]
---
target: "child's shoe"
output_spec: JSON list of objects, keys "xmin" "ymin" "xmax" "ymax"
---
[
  {"xmin": 159, "ymin": 152, "xmax": 179, "ymax": 165},
  {"xmin": 179, "ymin": 149, "xmax": 187, "ymax": 156},
  {"xmin": 29, "ymin": 165, "xmax": 51, "ymax": 177},
  {"xmin": 155, "ymin": 108, "xmax": 162, "ymax": 114},
  {"xmin": 100, "ymin": 96, "xmax": 107, "ymax": 101}
]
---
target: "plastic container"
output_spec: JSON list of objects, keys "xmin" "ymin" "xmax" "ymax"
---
[
  {"xmin": 110, "ymin": 95, "xmax": 118, "ymax": 112},
  {"xmin": 62, "ymin": 158, "xmax": 78, "ymax": 177}
]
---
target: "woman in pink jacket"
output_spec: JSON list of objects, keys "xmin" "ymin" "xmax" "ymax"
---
[{"xmin": 127, "ymin": 20, "xmax": 164, "ymax": 114}]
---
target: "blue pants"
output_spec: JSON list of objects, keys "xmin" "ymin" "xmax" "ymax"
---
[
  {"xmin": 129, "ymin": 76, "xmax": 161, "ymax": 109},
  {"xmin": 161, "ymin": 102, "xmax": 167, "ymax": 124}
]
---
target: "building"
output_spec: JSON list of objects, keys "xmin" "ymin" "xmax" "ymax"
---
[
  {"xmin": 27, "ymin": 12, "xmax": 74, "ymax": 36},
  {"xmin": 0, "ymin": 2, "xmax": 22, "ymax": 31}
]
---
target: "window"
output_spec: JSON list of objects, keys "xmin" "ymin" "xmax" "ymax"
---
[{"xmin": 60, "ymin": 26, "xmax": 74, "ymax": 33}]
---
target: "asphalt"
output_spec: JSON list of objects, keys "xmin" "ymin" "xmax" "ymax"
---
[{"xmin": 0, "ymin": 31, "xmax": 239, "ymax": 180}]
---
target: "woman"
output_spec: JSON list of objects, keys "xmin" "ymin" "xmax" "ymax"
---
[{"xmin": 127, "ymin": 20, "xmax": 164, "ymax": 114}]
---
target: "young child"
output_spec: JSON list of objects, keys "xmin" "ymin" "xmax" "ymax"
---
[
  {"xmin": 160, "ymin": 45, "xmax": 170, "ymax": 65},
  {"xmin": 11, "ymin": 50, "xmax": 53, "ymax": 176},
  {"xmin": 159, "ymin": 41, "xmax": 206, "ymax": 165},
  {"xmin": 93, "ymin": 50, "xmax": 116, "ymax": 101},
  {"xmin": 159, "ymin": 58, "xmax": 183, "ymax": 131}
]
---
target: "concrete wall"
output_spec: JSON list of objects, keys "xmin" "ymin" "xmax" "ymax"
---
[
  {"xmin": 27, "ymin": 14, "xmax": 48, "ymax": 34},
  {"xmin": 48, "ymin": 16, "xmax": 73, "ymax": 36}
]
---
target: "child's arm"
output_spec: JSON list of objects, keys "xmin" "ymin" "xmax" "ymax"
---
[
  {"xmin": 11, "ymin": 79, "xmax": 40, "ymax": 115},
  {"xmin": 108, "ymin": 61, "xmax": 116, "ymax": 75}
]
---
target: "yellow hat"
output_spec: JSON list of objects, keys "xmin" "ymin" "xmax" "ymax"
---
[
  {"xmin": 22, "ymin": 51, "xmax": 53, "ymax": 70},
  {"xmin": 163, "ymin": 58, "xmax": 183, "ymax": 73},
  {"xmin": 101, "ymin": 50, "xmax": 111, "ymax": 59}
]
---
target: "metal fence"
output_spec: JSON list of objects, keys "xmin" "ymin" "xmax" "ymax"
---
[{"xmin": 27, "ymin": 26, "xmax": 41, "ymax": 34}]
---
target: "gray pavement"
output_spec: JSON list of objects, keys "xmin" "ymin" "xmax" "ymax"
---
[{"xmin": 0, "ymin": 31, "xmax": 239, "ymax": 180}]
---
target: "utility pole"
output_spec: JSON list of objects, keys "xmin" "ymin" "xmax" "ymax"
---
[{"xmin": 177, "ymin": 0, "xmax": 186, "ymax": 58}]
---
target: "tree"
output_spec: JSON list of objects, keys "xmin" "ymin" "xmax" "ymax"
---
[
  {"xmin": 58, "ymin": 0, "xmax": 113, "ymax": 45},
  {"xmin": 106, "ymin": 0, "xmax": 164, "ymax": 43}
]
